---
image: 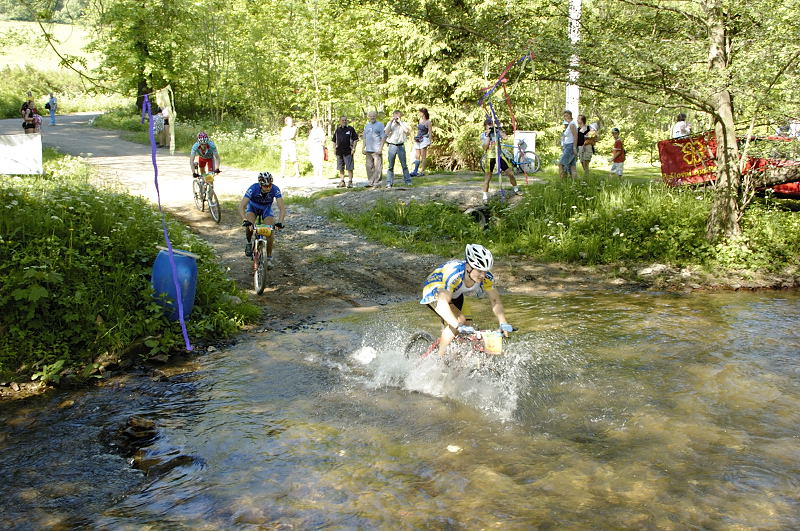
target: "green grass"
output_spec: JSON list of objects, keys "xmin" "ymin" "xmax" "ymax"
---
[
  {"xmin": 0, "ymin": 149, "xmax": 259, "ymax": 383},
  {"xmin": 328, "ymin": 174, "xmax": 799, "ymax": 271}
]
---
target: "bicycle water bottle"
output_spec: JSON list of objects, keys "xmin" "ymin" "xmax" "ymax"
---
[{"xmin": 151, "ymin": 248, "xmax": 198, "ymax": 321}]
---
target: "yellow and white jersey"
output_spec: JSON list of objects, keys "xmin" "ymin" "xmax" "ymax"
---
[{"xmin": 419, "ymin": 260, "xmax": 494, "ymax": 305}]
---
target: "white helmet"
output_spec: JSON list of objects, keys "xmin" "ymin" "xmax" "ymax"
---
[{"xmin": 465, "ymin": 244, "xmax": 493, "ymax": 272}]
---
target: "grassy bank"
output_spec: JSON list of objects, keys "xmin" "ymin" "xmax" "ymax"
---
[
  {"xmin": 327, "ymin": 176, "xmax": 800, "ymax": 272},
  {"xmin": 0, "ymin": 150, "xmax": 259, "ymax": 384}
]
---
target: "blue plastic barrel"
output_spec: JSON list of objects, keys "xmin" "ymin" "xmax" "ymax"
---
[{"xmin": 151, "ymin": 248, "xmax": 198, "ymax": 321}]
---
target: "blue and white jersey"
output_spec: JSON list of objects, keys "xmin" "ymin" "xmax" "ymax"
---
[
  {"xmin": 419, "ymin": 259, "xmax": 494, "ymax": 305},
  {"xmin": 244, "ymin": 183, "xmax": 282, "ymax": 208}
]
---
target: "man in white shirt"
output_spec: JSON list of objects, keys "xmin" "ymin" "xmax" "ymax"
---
[
  {"xmin": 362, "ymin": 111, "xmax": 385, "ymax": 187},
  {"xmin": 280, "ymin": 116, "xmax": 300, "ymax": 178},
  {"xmin": 383, "ymin": 110, "xmax": 412, "ymax": 188},
  {"xmin": 672, "ymin": 113, "xmax": 692, "ymax": 138}
]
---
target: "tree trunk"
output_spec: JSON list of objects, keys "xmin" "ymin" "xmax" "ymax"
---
[
  {"xmin": 705, "ymin": 0, "xmax": 742, "ymax": 241},
  {"xmin": 749, "ymin": 164, "xmax": 800, "ymax": 189}
]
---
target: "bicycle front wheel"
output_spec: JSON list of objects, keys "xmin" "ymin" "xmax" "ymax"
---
[
  {"xmin": 254, "ymin": 240, "xmax": 267, "ymax": 295},
  {"xmin": 404, "ymin": 331, "xmax": 435, "ymax": 359},
  {"xmin": 207, "ymin": 187, "xmax": 221, "ymax": 223},
  {"xmin": 520, "ymin": 151, "xmax": 541, "ymax": 174},
  {"xmin": 192, "ymin": 179, "xmax": 204, "ymax": 210},
  {"xmin": 479, "ymin": 154, "xmax": 487, "ymax": 174}
]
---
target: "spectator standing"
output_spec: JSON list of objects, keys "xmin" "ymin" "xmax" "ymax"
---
[
  {"xmin": 481, "ymin": 118, "xmax": 521, "ymax": 201},
  {"xmin": 280, "ymin": 116, "xmax": 300, "ymax": 178},
  {"xmin": 609, "ymin": 127, "xmax": 625, "ymax": 178},
  {"xmin": 153, "ymin": 108, "xmax": 166, "ymax": 146},
  {"xmin": 576, "ymin": 114, "xmax": 594, "ymax": 176},
  {"xmin": 411, "ymin": 107, "xmax": 432, "ymax": 177},
  {"xmin": 332, "ymin": 116, "xmax": 358, "ymax": 187},
  {"xmin": 21, "ymin": 98, "xmax": 35, "ymax": 134},
  {"xmin": 672, "ymin": 113, "xmax": 691, "ymax": 138},
  {"xmin": 384, "ymin": 110, "xmax": 412, "ymax": 188},
  {"xmin": 362, "ymin": 111, "xmax": 385, "ymax": 187},
  {"xmin": 46, "ymin": 93, "xmax": 57, "ymax": 125},
  {"xmin": 559, "ymin": 110, "xmax": 578, "ymax": 179},
  {"xmin": 160, "ymin": 105, "xmax": 171, "ymax": 149},
  {"xmin": 307, "ymin": 118, "xmax": 326, "ymax": 180}
]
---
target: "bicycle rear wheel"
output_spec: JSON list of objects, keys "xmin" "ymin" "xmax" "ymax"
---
[
  {"xmin": 404, "ymin": 331, "xmax": 435, "ymax": 359},
  {"xmin": 192, "ymin": 179, "xmax": 204, "ymax": 211},
  {"xmin": 254, "ymin": 240, "xmax": 267, "ymax": 295},
  {"xmin": 519, "ymin": 151, "xmax": 541, "ymax": 174},
  {"xmin": 207, "ymin": 187, "xmax": 221, "ymax": 223}
]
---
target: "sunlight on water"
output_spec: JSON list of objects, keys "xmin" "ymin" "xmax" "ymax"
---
[{"xmin": 87, "ymin": 291, "xmax": 800, "ymax": 528}]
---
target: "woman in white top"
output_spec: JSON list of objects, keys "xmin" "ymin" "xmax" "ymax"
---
[{"xmin": 559, "ymin": 110, "xmax": 578, "ymax": 179}]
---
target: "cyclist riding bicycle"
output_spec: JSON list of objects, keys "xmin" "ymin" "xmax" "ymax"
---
[
  {"xmin": 419, "ymin": 243, "xmax": 514, "ymax": 356},
  {"xmin": 239, "ymin": 172, "xmax": 286, "ymax": 269},
  {"xmin": 189, "ymin": 131, "xmax": 221, "ymax": 176}
]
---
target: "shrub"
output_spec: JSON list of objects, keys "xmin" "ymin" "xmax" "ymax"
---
[{"xmin": 0, "ymin": 150, "xmax": 259, "ymax": 381}]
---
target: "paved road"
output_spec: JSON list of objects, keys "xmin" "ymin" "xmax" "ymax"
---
[{"xmin": 0, "ymin": 113, "xmax": 336, "ymax": 208}]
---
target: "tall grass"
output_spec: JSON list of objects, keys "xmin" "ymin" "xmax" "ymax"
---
[
  {"xmin": 328, "ymin": 176, "xmax": 800, "ymax": 270},
  {"xmin": 0, "ymin": 149, "xmax": 259, "ymax": 382}
]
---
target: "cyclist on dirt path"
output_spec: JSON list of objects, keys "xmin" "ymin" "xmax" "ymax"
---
[
  {"xmin": 239, "ymin": 172, "xmax": 286, "ymax": 269},
  {"xmin": 419, "ymin": 244, "xmax": 514, "ymax": 355},
  {"xmin": 189, "ymin": 131, "xmax": 221, "ymax": 176}
]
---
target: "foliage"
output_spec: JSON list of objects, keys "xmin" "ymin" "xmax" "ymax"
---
[
  {"xmin": 328, "ymin": 176, "xmax": 799, "ymax": 270},
  {"xmin": 0, "ymin": 150, "xmax": 259, "ymax": 382}
]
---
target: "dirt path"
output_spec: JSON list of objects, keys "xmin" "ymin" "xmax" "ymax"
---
[{"xmin": 3, "ymin": 115, "xmax": 793, "ymax": 331}]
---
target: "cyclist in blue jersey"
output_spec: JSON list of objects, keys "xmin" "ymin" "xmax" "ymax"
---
[
  {"xmin": 239, "ymin": 172, "xmax": 286, "ymax": 269},
  {"xmin": 190, "ymin": 131, "xmax": 221, "ymax": 176},
  {"xmin": 420, "ymin": 244, "xmax": 514, "ymax": 355}
]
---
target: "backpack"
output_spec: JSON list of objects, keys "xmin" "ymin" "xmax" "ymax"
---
[{"xmin": 45, "ymin": 102, "xmax": 51, "ymax": 110}]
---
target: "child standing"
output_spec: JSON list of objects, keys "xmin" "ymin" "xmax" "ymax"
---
[{"xmin": 609, "ymin": 127, "xmax": 625, "ymax": 178}]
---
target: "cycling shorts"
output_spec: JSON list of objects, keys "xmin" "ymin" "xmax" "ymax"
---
[
  {"xmin": 246, "ymin": 202, "xmax": 274, "ymax": 219},
  {"xmin": 427, "ymin": 294, "xmax": 464, "ymax": 326},
  {"xmin": 197, "ymin": 157, "xmax": 214, "ymax": 173}
]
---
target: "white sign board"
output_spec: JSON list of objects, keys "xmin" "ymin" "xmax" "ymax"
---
[{"xmin": 0, "ymin": 133, "xmax": 43, "ymax": 174}]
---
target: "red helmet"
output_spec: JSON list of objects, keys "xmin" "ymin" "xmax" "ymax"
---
[{"xmin": 197, "ymin": 131, "xmax": 209, "ymax": 144}]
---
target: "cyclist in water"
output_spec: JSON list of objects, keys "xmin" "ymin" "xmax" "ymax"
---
[
  {"xmin": 420, "ymin": 244, "xmax": 514, "ymax": 355},
  {"xmin": 239, "ymin": 172, "xmax": 286, "ymax": 269},
  {"xmin": 189, "ymin": 131, "xmax": 221, "ymax": 176}
]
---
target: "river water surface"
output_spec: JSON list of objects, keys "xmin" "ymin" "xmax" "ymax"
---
[{"xmin": 2, "ymin": 291, "xmax": 799, "ymax": 529}]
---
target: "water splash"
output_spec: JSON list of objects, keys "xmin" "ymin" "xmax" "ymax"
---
[{"xmin": 344, "ymin": 322, "xmax": 547, "ymax": 421}]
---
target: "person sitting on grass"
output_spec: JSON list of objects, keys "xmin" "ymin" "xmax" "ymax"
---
[
  {"xmin": 239, "ymin": 172, "xmax": 286, "ymax": 270},
  {"xmin": 419, "ymin": 244, "xmax": 514, "ymax": 356}
]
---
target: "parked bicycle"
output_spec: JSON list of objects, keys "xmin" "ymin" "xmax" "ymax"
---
[
  {"xmin": 192, "ymin": 169, "xmax": 221, "ymax": 223},
  {"xmin": 480, "ymin": 140, "xmax": 541, "ymax": 175},
  {"xmin": 248, "ymin": 216, "xmax": 281, "ymax": 295}
]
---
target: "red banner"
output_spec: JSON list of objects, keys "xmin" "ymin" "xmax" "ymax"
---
[
  {"xmin": 657, "ymin": 134, "xmax": 716, "ymax": 186},
  {"xmin": 658, "ymin": 133, "xmax": 800, "ymax": 197}
]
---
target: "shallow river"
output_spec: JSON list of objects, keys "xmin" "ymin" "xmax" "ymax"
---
[{"xmin": 2, "ymin": 291, "xmax": 799, "ymax": 529}]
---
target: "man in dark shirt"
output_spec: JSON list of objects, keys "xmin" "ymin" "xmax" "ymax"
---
[{"xmin": 332, "ymin": 116, "xmax": 359, "ymax": 187}]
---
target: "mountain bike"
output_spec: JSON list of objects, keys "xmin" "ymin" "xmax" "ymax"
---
[
  {"xmin": 480, "ymin": 142, "xmax": 541, "ymax": 175},
  {"xmin": 192, "ymin": 170, "xmax": 221, "ymax": 223},
  {"xmin": 249, "ymin": 217, "xmax": 280, "ymax": 295},
  {"xmin": 404, "ymin": 326, "xmax": 512, "ymax": 377},
  {"xmin": 404, "ymin": 327, "xmax": 509, "ymax": 360}
]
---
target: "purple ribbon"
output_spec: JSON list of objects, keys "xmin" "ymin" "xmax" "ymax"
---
[{"xmin": 142, "ymin": 95, "xmax": 193, "ymax": 351}]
